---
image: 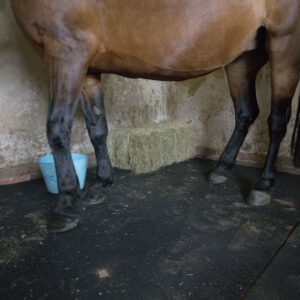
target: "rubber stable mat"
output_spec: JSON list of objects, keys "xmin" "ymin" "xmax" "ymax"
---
[
  {"xmin": 247, "ymin": 223, "xmax": 300, "ymax": 299},
  {"xmin": 0, "ymin": 159, "xmax": 299, "ymax": 299}
]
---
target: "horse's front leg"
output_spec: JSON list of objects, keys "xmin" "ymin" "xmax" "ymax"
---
[
  {"xmin": 80, "ymin": 74, "xmax": 113, "ymax": 205},
  {"xmin": 46, "ymin": 56, "xmax": 88, "ymax": 233}
]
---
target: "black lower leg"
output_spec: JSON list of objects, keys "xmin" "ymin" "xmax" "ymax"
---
[
  {"xmin": 45, "ymin": 56, "xmax": 87, "ymax": 232},
  {"xmin": 247, "ymin": 105, "xmax": 291, "ymax": 206},
  {"xmin": 254, "ymin": 105, "xmax": 292, "ymax": 191},
  {"xmin": 213, "ymin": 82, "xmax": 259, "ymax": 178},
  {"xmin": 211, "ymin": 47, "xmax": 267, "ymax": 183},
  {"xmin": 81, "ymin": 76, "xmax": 113, "ymax": 184},
  {"xmin": 47, "ymin": 106, "xmax": 82, "ymax": 232}
]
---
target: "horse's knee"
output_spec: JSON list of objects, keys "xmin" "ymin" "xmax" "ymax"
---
[
  {"xmin": 90, "ymin": 124, "xmax": 108, "ymax": 145},
  {"xmin": 47, "ymin": 116, "xmax": 71, "ymax": 148}
]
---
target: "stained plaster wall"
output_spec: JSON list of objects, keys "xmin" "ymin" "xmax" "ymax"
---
[{"xmin": 0, "ymin": 1, "xmax": 299, "ymax": 177}]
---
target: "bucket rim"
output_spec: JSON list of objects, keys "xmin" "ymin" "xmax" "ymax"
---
[{"xmin": 38, "ymin": 153, "xmax": 88, "ymax": 164}]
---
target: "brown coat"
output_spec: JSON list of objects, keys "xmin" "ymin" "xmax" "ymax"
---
[{"xmin": 11, "ymin": 0, "xmax": 299, "ymax": 80}]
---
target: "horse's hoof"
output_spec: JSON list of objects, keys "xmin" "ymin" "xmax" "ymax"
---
[
  {"xmin": 47, "ymin": 215, "xmax": 80, "ymax": 233},
  {"xmin": 209, "ymin": 172, "xmax": 228, "ymax": 184},
  {"xmin": 99, "ymin": 176, "xmax": 113, "ymax": 187},
  {"xmin": 81, "ymin": 185, "xmax": 106, "ymax": 206},
  {"xmin": 246, "ymin": 190, "xmax": 271, "ymax": 206},
  {"xmin": 82, "ymin": 193, "xmax": 106, "ymax": 206}
]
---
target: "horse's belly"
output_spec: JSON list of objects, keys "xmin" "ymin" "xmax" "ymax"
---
[
  {"xmin": 90, "ymin": 51, "xmax": 218, "ymax": 80},
  {"xmin": 11, "ymin": 0, "xmax": 268, "ymax": 78},
  {"xmin": 92, "ymin": 0, "xmax": 267, "ymax": 74}
]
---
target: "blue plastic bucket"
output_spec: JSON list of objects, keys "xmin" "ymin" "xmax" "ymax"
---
[{"xmin": 38, "ymin": 152, "xmax": 88, "ymax": 194}]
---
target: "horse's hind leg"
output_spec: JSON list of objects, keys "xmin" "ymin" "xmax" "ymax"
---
[
  {"xmin": 209, "ymin": 47, "xmax": 268, "ymax": 184},
  {"xmin": 247, "ymin": 35, "xmax": 300, "ymax": 206},
  {"xmin": 46, "ymin": 55, "xmax": 89, "ymax": 233},
  {"xmin": 80, "ymin": 74, "xmax": 113, "ymax": 205}
]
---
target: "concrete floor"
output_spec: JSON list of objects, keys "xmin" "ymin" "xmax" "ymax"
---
[{"xmin": 0, "ymin": 159, "xmax": 299, "ymax": 299}]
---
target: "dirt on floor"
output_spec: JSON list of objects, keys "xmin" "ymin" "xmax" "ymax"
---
[{"xmin": 0, "ymin": 159, "xmax": 299, "ymax": 299}]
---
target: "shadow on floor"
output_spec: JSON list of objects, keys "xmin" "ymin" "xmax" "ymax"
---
[{"xmin": 0, "ymin": 159, "xmax": 299, "ymax": 299}]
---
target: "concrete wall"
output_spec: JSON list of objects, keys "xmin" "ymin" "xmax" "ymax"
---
[{"xmin": 0, "ymin": 0, "xmax": 299, "ymax": 182}]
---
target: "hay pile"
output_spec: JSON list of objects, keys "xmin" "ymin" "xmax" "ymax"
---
[{"xmin": 107, "ymin": 122, "xmax": 200, "ymax": 174}]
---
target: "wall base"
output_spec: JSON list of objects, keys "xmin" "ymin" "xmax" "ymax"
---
[
  {"xmin": 1, "ymin": 121, "xmax": 299, "ymax": 185},
  {"xmin": 196, "ymin": 148, "xmax": 300, "ymax": 176},
  {"xmin": 1, "ymin": 149, "xmax": 299, "ymax": 186}
]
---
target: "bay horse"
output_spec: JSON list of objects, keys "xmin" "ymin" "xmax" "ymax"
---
[{"xmin": 10, "ymin": 0, "xmax": 300, "ymax": 233}]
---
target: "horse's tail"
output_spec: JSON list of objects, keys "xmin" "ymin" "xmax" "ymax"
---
[{"xmin": 292, "ymin": 88, "xmax": 300, "ymax": 168}]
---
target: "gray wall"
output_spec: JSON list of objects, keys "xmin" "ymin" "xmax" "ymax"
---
[{"xmin": 0, "ymin": 1, "xmax": 299, "ymax": 176}]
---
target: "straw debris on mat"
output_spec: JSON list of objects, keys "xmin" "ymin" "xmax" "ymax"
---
[{"xmin": 107, "ymin": 122, "xmax": 200, "ymax": 174}]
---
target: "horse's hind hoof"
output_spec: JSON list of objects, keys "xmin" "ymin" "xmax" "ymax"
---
[
  {"xmin": 47, "ymin": 214, "xmax": 80, "ymax": 233},
  {"xmin": 246, "ymin": 190, "xmax": 271, "ymax": 206},
  {"xmin": 209, "ymin": 172, "xmax": 228, "ymax": 184}
]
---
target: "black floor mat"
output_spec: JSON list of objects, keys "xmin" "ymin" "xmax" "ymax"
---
[
  {"xmin": 247, "ymin": 223, "xmax": 300, "ymax": 299},
  {"xmin": 0, "ymin": 159, "xmax": 299, "ymax": 299}
]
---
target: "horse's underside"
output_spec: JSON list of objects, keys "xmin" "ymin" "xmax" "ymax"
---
[
  {"xmin": 10, "ymin": 0, "xmax": 300, "ymax": 232},
  {"xmin": 12, "ymin": 0, "xmax": 272, "ymax": 79}
]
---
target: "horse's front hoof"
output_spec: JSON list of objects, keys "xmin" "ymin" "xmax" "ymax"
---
[
  {"xmin": 47, "ymin": 214, "xmax": 80, "ymax": 233},
  {"xmin": 246, "ymin": 190, "xmax": 271, "ymax": 206},
  {"xmin": 82, "ymin": 192, "xmax": 106, "ymax": 206},
  {"xmin": 209, "ymin": 172, "xmax": 228, "ymax": 184},
  {"xmin": 81, "ymin": 184, "xmax": 106, "ymax": 206}
]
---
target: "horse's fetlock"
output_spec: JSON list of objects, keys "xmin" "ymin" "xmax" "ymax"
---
[
  {"xmin": 218, "ymin": 158, "xmax": 234, "ymax": 172},
  {"xmin": 93, "ymin": 132, "xmax": 106, "ymax": 144},
  {"xmin": 91, "ymin": 126, "xmax": 108, "ymax": 143}
]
